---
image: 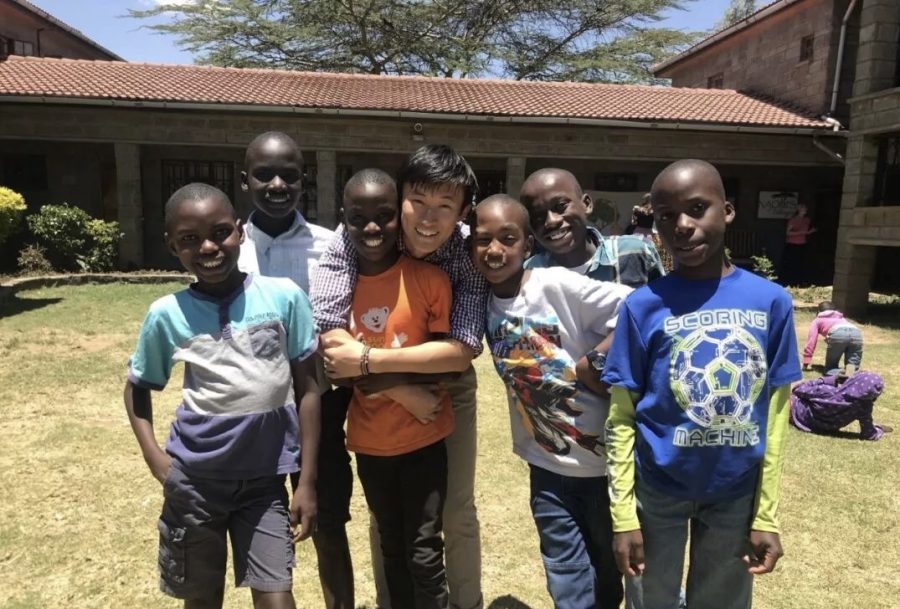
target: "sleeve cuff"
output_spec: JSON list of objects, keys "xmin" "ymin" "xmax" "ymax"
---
[
  {"xmin": 290, "ymin": 336, "xmax": 320, "ymax": 363},
  {"xmin": 127, "ymin": 371, "xmax": 166, "ymax": 391}
]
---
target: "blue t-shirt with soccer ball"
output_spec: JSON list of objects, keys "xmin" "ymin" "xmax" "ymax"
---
[{"xmin": 602, "ymin": 267, "xmax": 801, "ymax": 502}]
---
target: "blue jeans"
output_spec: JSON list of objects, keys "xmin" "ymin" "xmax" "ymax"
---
[
  {"xmin": 632, "ymin": 480, "xmax": 754, "ymax": 609},
  {"xmin": 529, "ymin": 465, "xmax": 626, "ymax": 609},
  {"xmin": 825, "ymin": 325, "xmax": 863, "ymax": 373}
]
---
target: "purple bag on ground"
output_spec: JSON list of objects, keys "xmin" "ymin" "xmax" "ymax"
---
[{"xmin": 790, "ymin": 371, "xmax": 885, "ymax": 441}]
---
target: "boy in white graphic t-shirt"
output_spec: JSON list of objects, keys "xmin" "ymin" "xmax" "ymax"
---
[{"xmin": 470, "ymin": 194, "xmax": 631, "ymax": 609}]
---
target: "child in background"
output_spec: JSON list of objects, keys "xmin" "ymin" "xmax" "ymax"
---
[
  {"xmin": 333, "ymin": 168, "xmax": 457, "ymax": 609},
  {"xmin": 471, "ymin": 194, "xmax": 632, "ymax": 609},
  {"xmin": 124, "ymin": 183, "xmax": 320, "ymax": 609},
  {"xmin": 519, "ymin": 168, "xmax": 664, "ymax": 289},
  {"xmin": 802, "ymin": 301, "xmax": 864, "ymax": 375},
  {"xmin": 603, "ymin": 160, "xmax": 802, "ymax": 609}
]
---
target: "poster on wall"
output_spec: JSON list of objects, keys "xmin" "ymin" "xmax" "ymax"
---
[
  {"xmin": 757, "ymin": 191, "xmax": 799, "ymax": 219},
  {"xmin": 585, "ymin": 190, "xmax": 647, "ymax": 235}
]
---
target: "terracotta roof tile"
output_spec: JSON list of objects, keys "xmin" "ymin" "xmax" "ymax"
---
[{"xmin": 0, "ymin": 56, "xmax": 829, "ymax": 129}]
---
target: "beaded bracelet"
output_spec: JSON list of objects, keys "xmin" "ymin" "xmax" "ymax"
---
[{"xmin": 360, "ymin": 345, "xmax": 372, "ymax": 376}]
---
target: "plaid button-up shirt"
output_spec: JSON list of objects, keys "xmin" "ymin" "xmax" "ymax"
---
[{"xmin": 310, "ymin": 222, "xmax": 488, "ymax": 356}]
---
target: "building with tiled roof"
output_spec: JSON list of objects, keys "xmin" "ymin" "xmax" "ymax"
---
[
  {"xmin": 0, "ymin": 53, "xmax": 847, "ymax": 272},
  {"xmin": 0, "ymin": 0, "xmax": 122, "ymax": 61},
  {"xmin": 652, "ymin": 0, "xmax": 900, "ymax": 314}
]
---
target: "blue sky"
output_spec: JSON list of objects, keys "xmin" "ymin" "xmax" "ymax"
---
[{"xmin": 29, "ymin": 0, "xmax": 734, "ymax": 65}]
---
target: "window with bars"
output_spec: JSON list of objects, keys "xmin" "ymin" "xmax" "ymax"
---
[
  {"xmin": 161, "ymin": 160, "xmax": 234, "ymax": 207},
  {"xmin": 874, "ymin": 134, "xmax": 900, "ymax": 206},
  {"xmin": 799, "ymin": 35, "xmax": 814, "ymax": 62},
  {"xmin": 707, "ymin": 72, "xmax": 724, "ymax": 89}
]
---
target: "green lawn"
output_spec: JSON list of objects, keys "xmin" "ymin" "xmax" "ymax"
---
[{"xmin": 0, "ymin": 282, "xmax": 897, "ymax": 609}]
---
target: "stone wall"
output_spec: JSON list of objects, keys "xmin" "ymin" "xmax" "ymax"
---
[
  {"xmin": 0, "ymin": 102, "xmax": 844, "ymax": 269},
  {"xmin": 832, "ymin": 0, "xmax": 900, "ymax": 315},
  {"xmin": 660, "ymin": 0, "xmax": 857, "ymax": 118}
]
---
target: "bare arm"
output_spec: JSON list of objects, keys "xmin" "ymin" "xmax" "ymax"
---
[
  {"xmin": 322, "ymin": 328, "xmax": 474, "ymax": 378},
  {"xmin": 356, "ymin": 371, "xmax": 461, "ymax": 396},
  {"xmin": 290, "ymin": 355, "xmax": 321, "ymax": 542},
  {"xmin": 123, "ymin": 381, "xmax": 171, "ymax": 484}
]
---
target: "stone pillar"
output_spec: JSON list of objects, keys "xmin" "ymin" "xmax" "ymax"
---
[
  {"xmin": 852, "ymin": 0, "xmax": 900, "ymax": 97},
  {"xmin": 115, "ymin": 143, "xmax": 143, "ymax": 269},
  {"xmin": 832, "ymin": 133, "xmax": 881, "ymax": 316},
  {"xmin": 832, "ymin": 239, "xmax": 876, "ymax": 317},
  {"xmin": 505, "ymin": 156, "xmax": 526, "ymax": 199},
  {"xmin": 316, "ymin": 150, "xmax": 337, "ymax": 229}
]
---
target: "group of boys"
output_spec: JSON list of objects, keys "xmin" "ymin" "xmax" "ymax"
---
[{"xmin": 124, "ymin": 132, "xmax": 801, "ymax": 609}]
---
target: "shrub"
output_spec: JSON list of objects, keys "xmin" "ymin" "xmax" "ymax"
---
[
  {"xmin": 27, "ymin": 204, "xmax": 92, "ymax": 270},
  {"xmin": 79, "ymin": 219, "xmax": 122, "ymax": 272},
  {"xmin": 750, "ymin": 254, "xmax": 777, "ymax": 281},
  {"xmin": 0, "ymin": 186, "xmax": 27, "ymax": 247},
  {"xmin": 26, "ymin": 204, "xmax": 122, "ymax": 272},
  {"xmin": 16, "ymin": 244, "xmax": 54, "ymax": 275}
]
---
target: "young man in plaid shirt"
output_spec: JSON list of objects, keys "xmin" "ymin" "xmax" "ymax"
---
[{"xmin": 311, "ymin": 144, "xmax": 487, "ymax": 609}]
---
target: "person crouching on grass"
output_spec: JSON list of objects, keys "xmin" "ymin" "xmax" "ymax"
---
[
  {"xmin": 324, "ymin": 169, "xmax": 460, "ymax": 609},
  {"xmin": 602, "ymin": 160, "xmax": 802, "ymax": 609},
  {"xmin": 470, "ymin": 194, "xmax": 632, "ymax": 609},
  {"xmin": 123, "ymin": 183, "xmax": 320, "ymax": 609}
]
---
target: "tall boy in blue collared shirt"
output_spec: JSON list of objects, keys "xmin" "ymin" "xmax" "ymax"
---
[{"xmin": 124, "ymin": 183, "xmax": 320, "ymax": 609}]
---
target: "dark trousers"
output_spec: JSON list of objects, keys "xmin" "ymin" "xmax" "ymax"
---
[
  {"xmin": 357, "ymin": 441, "xmax": 449, "ymax": 609},
  {"xmin": 529, "ymin": 465, "xmax": 624, "ymax": 609}
]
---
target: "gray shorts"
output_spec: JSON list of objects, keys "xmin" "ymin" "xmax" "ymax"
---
[{"xmin": 157, "ymin": 464, "xmax": 294, "ymax": 599}]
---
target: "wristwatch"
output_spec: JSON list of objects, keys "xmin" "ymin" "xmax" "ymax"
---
[{"xmin": 586, "ymin": 349, "xmax": 608, "ymax": 381}]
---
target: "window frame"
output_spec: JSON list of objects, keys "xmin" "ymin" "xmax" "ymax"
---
[{"xmin": 799, "ymin": 35, "xmax": 814, "ymax": 62}]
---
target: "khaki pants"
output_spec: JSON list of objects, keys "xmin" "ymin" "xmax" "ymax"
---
[{"xmin": 370, "ymin": 365, "xmax": 483, "ymax": 609}]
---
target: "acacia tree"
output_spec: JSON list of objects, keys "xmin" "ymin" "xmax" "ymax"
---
[
  {"xmin": 718, "ymin": 0, "xmax": 757, "ymax": 29},
  {"xmin": 130, "ymin": 0, "xmax": 699, "ymax": 83}
]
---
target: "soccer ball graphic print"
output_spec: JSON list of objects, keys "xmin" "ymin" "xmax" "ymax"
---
[{"xmin": 670, "ymin": 325, "xmax": 767, "ymax": 428}]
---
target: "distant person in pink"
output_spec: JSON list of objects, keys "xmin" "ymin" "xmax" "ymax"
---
[
  {"xmin": 802, "ymin": 301, "xmax": 863, "ymax": 374},
  {"xmin": 779, "ymin": 203, "xmax": 816, "ymax": 286}
]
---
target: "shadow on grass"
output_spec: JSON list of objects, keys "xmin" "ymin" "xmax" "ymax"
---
[
  {"xmin": 0, "ymin": 294, "xmax": 63, "ymax": 318},
  {"xmin": 863, "ymin": 302, "xmax": 900, "ymax": 331},
  {"xmin": 487, "ymin": 595, "xmax": 535, "ymax": 609}
]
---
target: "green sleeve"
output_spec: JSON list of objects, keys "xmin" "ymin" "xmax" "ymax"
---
[
  {"xmin": 606, "ymin": 386, "xmax": 641, "ymax": 532},
  {"xmin": 751, "ymin": 384, "xmax": 791, "ymax": 533}
]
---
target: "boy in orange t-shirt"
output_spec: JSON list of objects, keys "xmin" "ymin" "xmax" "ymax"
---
[{"xmin": 328, "ymin": 168, "xmax": 454, "ymax": 609}]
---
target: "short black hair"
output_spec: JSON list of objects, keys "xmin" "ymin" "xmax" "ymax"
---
[
  {"xmin": 397, "ymin": 144, "xmax": 478, "ymax": 209},
  {"xmin": 343, "ymin": 168, "xmax": 397, "ymax": 204},
  {"xmin": 469, "ymin": 194, "xmax": 531, "ymax": 235},
  {"xmin": 164, "ymin": 182, "xmax": 234, "ymax": 230},
  {"xmin": 651, "ymin": 159, "xmax": 726, "ymax": 202},
  {"xmin": 818, "ymin": 300, "xmax": 836, "ymax": 313},
  {"xmin": 244, "ymin": 131, "xmax": 300, "ymax": 165},
  {"xmin": 520, "ymin": 168, "xmax": 583, "ymax": 209}
]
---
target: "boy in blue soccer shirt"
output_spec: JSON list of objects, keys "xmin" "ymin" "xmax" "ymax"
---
[
  {"xmin": 124, "ymin": 183, "xmax": 320, "ymax": 609},
  {"xmin": 602, "ymin": 160, "xmax": 802, "ymax": 609}
]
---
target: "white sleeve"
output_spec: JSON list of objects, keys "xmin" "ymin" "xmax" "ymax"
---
[{"xmin": 575, "ymin": 274, "xmax": 633, "ymax": 335}]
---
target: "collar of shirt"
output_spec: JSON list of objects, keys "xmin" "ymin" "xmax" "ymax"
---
[
  {"xmin": 526, "ymin": 224, "xmax": 612, "ymax": 271},
  {"xmin": 244, "ymin": 210, "xmax": 310, "ymax": 248}
]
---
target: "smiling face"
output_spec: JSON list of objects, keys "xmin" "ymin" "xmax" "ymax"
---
[
  {"xmin": 400, "ymin": 183, "xmax": 469, "ymax": 259},
  {"xmin": 166, "ymin": 196, "xmax": 244, "ymax": 295},
  {"xmin": 650, "ymin": 161, "xmax": 735, "ymax": 280},
  {"xmin": 241, "ymin": 135, "xmax": 303, "ymax": 220},
  {"xmin": 470, "ymin": 196, "xmax": 533, "ymax": 298},
  {"xmin": 344, "ymin": 181, "xmax": 401, "ymax": 276},
  {"xmin": 519, "ymin": 169, "xmax": 593, "ymax": 267}
]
